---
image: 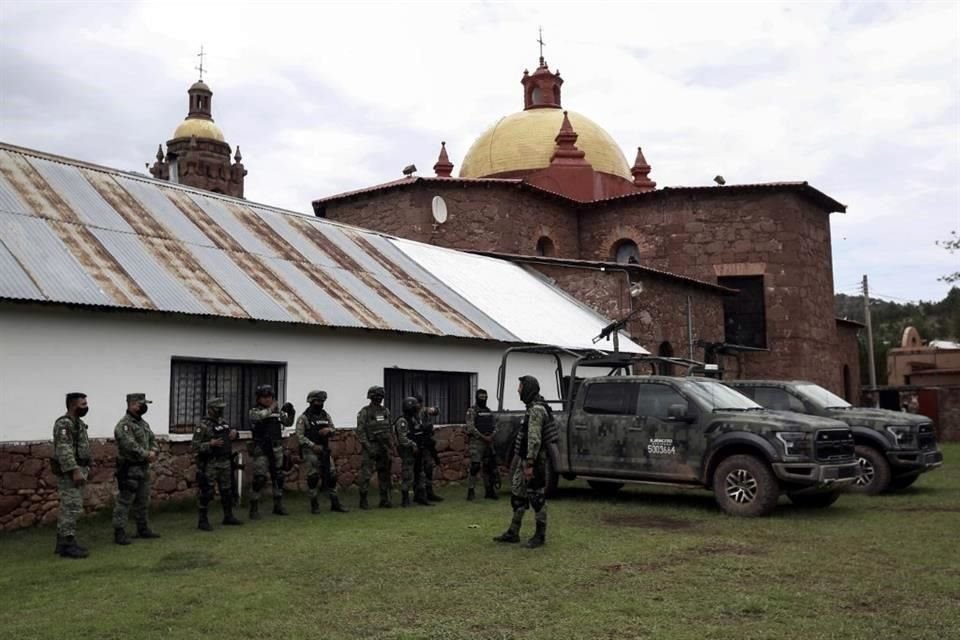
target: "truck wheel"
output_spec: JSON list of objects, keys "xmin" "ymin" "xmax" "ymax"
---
[
  {"xmin": 850, "ymin": 445, "xmax": 891, "ymax": 495},
  {"xmin": 788, "ymin": 492, "xmax": 840, "ymax": 508},
  {"xmin": 587, "ymin": 480, "xmax": 624, "ymax": 495},
  {"xmin": 887, "ymin": 474, "xmax": 919, "ymax": 491},
  {"xmin": 712, "ymin": 455, "xmax": 780, "ymax": 517}
]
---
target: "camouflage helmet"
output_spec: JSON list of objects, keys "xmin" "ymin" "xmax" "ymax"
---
[
  {"xmin": 402, "ymin": 396, "xmax": 419, "ymax": 415},
  {"xmin": 255, "ymin": 384, "xmax": 275, "ymax": 398},
  {"xmin": 367, "ymin": 385, "xmax": 385, "ymax": 399},
  {"xmin": 207, "ymin": 397, "xmax": 226, "ymax": 409},
  {"xmin": 306, "ymin": 390, "xmax": 327, "ymax": 403}
]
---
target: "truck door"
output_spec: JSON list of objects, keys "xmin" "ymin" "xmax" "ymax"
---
[
  {"xmin": 569, "ymin": 380, "xmax": 640, "ymax": 477},
  {"xmin": 628, "ymin": 382, "xmax": 699, "ymax": 481}
]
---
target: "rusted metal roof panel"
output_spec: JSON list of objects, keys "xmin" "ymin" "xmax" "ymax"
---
[
  {"xmin": 28, "ymin": 157, "xmax": 134, "ymax": 232},
  {"xmin": 189, "ymin": 193, "xmax": 276, "ymax": 257},
  {"xmin": 320, "ymin": 266, "xmax": 426, "ymax": 334},
  {"xmin": 90, "ymin": 229, "xmax": 209, "ymax": 315},
  {"xmin": 0, "ymin": 214, "xmax": 111, "ymax": 306},
  {"xmin": 261, "ymin": 257, "xmax": 364, "ymax": 329},
  {"xmin": 115, "ymin": 176, "xmax": 213, "ymax": 247},
  {"xmin": 251, "ymin": 212, "xmax": 340, "ymax": 270},
  {"xmin": 0, "ymin": 170, "xmax": 30, "ymax": 217},
  {"xmin": 0, "ymin": 240, "xmax": 41, "ymax": 299},
  {"xmin": 189, "ymin": 245, "xmax": 289, "ymax": 322}
]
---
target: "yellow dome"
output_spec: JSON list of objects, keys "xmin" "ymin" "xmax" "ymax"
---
[
  {"xmin": 173, "ymin": 118, "xmax": 225, "ymax": 142},
  {"xmin": 459, "ymin": 109, "xmax": 631, "ymax": 180}
]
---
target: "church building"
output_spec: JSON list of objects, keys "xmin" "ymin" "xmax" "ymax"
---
[{"xmin": 314, "ymin": 54, "xmax": 862, "ymax": 398}]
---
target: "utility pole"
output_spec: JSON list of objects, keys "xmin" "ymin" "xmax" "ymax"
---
[{"xmin": 862, "ymin": 275, "xmax": 878, "ymax": 407}]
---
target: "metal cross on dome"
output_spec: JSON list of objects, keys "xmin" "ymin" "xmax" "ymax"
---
[
  {"xmin": 537, "ymin": 27, "xmax": 545, "ymax": 63},
  {"xmin": 195, "ymin": 45, "xmax": 207, "ymax": 82}
]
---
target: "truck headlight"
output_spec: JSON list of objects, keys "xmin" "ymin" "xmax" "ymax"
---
[
  {"xmin": 886, "ymin": 425, "xmax": 915, "ymax": 448},
  {"xmin": 776, "ymin": 431, "xmax": 811, "ymax": 457}
]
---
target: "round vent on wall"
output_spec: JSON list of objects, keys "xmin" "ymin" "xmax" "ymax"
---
[{"xmin": 431, "ymin": 196, "xmax": 448, "ymax": 224}]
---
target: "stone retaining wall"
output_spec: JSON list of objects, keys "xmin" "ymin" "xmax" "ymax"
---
[{"xmin": 0, "ymin": 425, "xmax": 470, "ymax": 532}]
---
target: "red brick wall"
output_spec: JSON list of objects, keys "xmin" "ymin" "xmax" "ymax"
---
[
  {"xmin": 323, "ymin": 183, "xmax": 580, "ymax": 258},
  {"xmin": 528, "ymin": 263, "xmax": 725, "ymax": 357},
  {"xmin": 0, "ymin": 426, "xmax": 470, "ymax": 532},
  {"xmin": 582, "ymin": 192, "xmax": 841, "ymax": 392}
]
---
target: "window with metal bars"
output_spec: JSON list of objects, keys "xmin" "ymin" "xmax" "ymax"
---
[
  {"xmin": 383, "ymin": 368, "xmax": 476, "ymax": 425},
  {"xmin": 718, "ymin": 275, "xmax": 767, "ymax": 349},
  {"xmin": 169, "ymin": 358, "xmax": 287, "ymax": 434}
]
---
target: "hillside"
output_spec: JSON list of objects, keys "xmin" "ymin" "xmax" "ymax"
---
[{"xmin": 835, "ymin": 287, "xmax": 960, "ymax": 383}]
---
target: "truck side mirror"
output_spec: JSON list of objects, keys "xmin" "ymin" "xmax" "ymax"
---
[{"xmin": 668, "ymin": 404, "xmax": 694, "ymax": 423}]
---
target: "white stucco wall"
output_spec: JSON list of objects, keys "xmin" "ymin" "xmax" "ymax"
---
[{"xmin": 0, "ymin": 304, "xmax": 567, "ymax": 442}]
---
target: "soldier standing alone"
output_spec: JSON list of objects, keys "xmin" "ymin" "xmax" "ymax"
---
[
  {"xmin": 295, "ymin": 390, "xmax": 348, "ymax": 514},
  {"xmin": 494, "ymin": 376, "xmax": 549, "ymax": 548},
  {"xmin": 465, "ymin": 389, "xmax": 499, "ymax": 501},
  {"xmin": 51, "ymin": 392, "xmax": 91, "ymax": 559},
  {"xmin": 192, "ymin": 397, "xmax": 243, "ymax": 530},
  {"xmin": 112, "ymin": 393, "xmax": 160, "ymax": 545},
  {"xmin": 357, "ymin": 385, "xmax": 393, "ymax": 509},
  {"xmin": 248, "ymin": 385, "xmax": 295, "ymax": 519}
]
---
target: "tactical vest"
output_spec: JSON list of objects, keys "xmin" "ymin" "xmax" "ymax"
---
[
  {"xmin": 50, "ymin": 417, "xmax": 90, "ymax": 474},
  {"xmin": 516, "ymin": 402, "xmax": 558, "ymax": 459},
  {"xmin": 399, "ymin": 417, "xmax": 426, "ymax": 447},
  {"xmin": 304, "ymin": 412, "xmax": 332, "ymax": 447},
  {"xmin": 365, "ymin": 407, "xmax": 392, "ymax": 441},
  {"xmin": 474, "ymin": 408, "xmax": 495, "ymax": 435},
  {"xmin": 208, "ymin": 419, "xmax": 233, "ymax": 458},
  {"xmin": 253, "ymin": 414, "xmax": 282, "ymax": 442}
]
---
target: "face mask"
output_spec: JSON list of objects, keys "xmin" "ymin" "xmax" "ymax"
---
[
  {"xmin": 211, "ymin": 407, "xmax": 224, "ymax": 418},
  {"xmin": 477, "ymin": 396, "xmax": 488, "ymax": 406},
  {"xmin": 77, "ymin": 407, "xmax": 89, "ymax": 418},
  {"xmin": 310, "ymin": 401, "xmax": 325, "ymax": 412},
  {"xmin": 139, "ymin": 403, "xmax": 149, "ymax": 416}
]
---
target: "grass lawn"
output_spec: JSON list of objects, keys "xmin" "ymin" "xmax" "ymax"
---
[{"xmin": 2, "ymin": 445, "xmax": 958, "ymax": 640}]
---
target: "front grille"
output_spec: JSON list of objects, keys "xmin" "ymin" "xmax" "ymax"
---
[
  {"xmin": 838, "ymin": 465, "xmax": 857, "ymax": 479},
  {"xmin": 918, "ymin": 423, "xmax": 936, "ymax": 450},
  {"xmin": 815, "ymin": 429, "xmax": 855, "ymax": 461}
]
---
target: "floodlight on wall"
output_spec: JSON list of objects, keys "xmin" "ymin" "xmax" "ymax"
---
[{"xmin": 629, "ymin": 281, "xmax": 644, "ymax": 298}]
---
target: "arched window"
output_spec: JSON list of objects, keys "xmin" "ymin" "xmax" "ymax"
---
[
  {"xmin": 532, "ymin": 87, "xmax": 543, "ymax": 105},
  {"xmin": 536, "ymin": 236, "xmax": 555, "ymax": 257},
  {"xmin": 612, "ymin": 239, "xmax": 640, "ymax": 264}
]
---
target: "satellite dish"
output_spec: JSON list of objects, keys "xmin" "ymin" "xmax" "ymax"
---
[{"xmin": 431, "ymin": 196, "xmax": 448, "ymax": 224}]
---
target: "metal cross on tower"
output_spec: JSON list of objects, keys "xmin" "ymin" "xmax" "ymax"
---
[
  {"xmin": 195, "ymin": 45, "xmax": 207, "ymax": 82},
  {"xmin": 537, "ymin": 27, "xmax": 545, "ymax": 64}
]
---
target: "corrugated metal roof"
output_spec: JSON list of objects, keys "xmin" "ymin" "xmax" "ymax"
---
[{"xmin": 0, "ymin": 142, "xmax": 644, "ymax": 351}]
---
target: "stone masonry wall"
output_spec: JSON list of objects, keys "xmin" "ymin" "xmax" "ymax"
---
[
  {"xmin": 528, "ymin": 263, "xmax": 725, "ymax": 357},
  {"xmin": 582, "ymin": 191, "xmax": 843, "ymax": 393},
  {"xmin": 836, "ymin": 323, "xmax": 863, "ymax": 402},
  {"xmin": 936, "ymin": 387, "xmax": 960, "ymax": 442},
  {"xmin": 323, "ymin": 183, "xmax": 580, "ymax": 258},
  {"xmin": 0, "ymin": 425, "xmax": 470, "ymax": 532}
]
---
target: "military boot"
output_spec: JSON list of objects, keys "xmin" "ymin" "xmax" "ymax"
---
[
  {"xmin": 467, "ymin": 488, "xmax": 476, "ymax": 501},
  {"xmin": 222, "ymin": 501, "xmax": 243, "ymax": 526},
  {"xmin": 426, "ymin": 488, "xmax": 444, "ymax": 502},
  {"xmin": 359, "ymin": 492, "xmax": 370, "ymax": 510},
  {"xmin": 272, "ymin": 496, "xmax": 289, "ymax": 516},
  {"xmin": 330, "ymin": 496, "xmax": 349, "ymax": 513},
  {"xmin": 114, "ymin": 527, "xmax": 131, "ymax": 546},
  {"xmin": 493, "ymin": 528, "xmax": 521, "ymax": 543},
  {"xmin": 484, "ymin": 484, "xmax": 498, "ymax": 500},
  {"xmin": 54, "ymin": 534, "xmax": 63, "ymax": 555},
  {"xmin": 378, "ymin": 494, "xmax": 393, "ymax": 509},
  {"xmin": 526, "ymin": 521, "xmax": 546, "ymax": 549},
  {"xmin": 310, "ymin": 497, "xmax": 321, "ymax": 514},
  {"xmin": 59, "ymin": 535, "xmax": 89, "ymax": 559},
  {"xmin": 401, "ymin": 491, "xmax": 411, "ymax": 507},
  {"xmin": 249, "ymin": 499, "xmax": 261, "ymax": 520},
  {"xmin": 136, "ymin": 522, "xmax": 161, "ymax": 539},
  {"xmin": 414, "ymin": 488, "xmax": 433, "ymax": 507},
  {"xmin": 198, "ymin": 509, "xmax": 213, "ymax": 532}
]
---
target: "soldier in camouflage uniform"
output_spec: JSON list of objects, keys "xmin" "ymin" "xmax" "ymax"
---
[
  {"xmin": 395, "ymin": 397, "xmax": 432, "ymax": 508},
  {"xmin": 248, "ymin": 385, "xmax": 295, "ymax": 519},
  {"xmin": 192, "ymin": 397, "xmax": 243, "ymax": 531},
  {"xmin": 295, "ymin": 390, "xmax": 348, "ymax": 514},
  {"xmin": 357, "ymin": 385, "xmax": 393, "ymax": 510},
  {"xmin": 112, "ymin": 393, "xmax": 160, "ymax": 545},
  {"xmin": 51, "ymin": 392, "xmax": 91, "ymax": 559},
  {"xmin": 466, "ymin": 389, "xmax": 498, "ymax": 501},
  {"xmin": 415, "ymin": 394, "xmax": 444, "ymax": 503},
  {"xmin": 494, "ymin": 376, "xmax": 549, "ymax": 548}
]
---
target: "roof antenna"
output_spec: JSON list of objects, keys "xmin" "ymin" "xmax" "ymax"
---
[{"xmin": 195, "ymin": 45, "xmax": 207, "ymax": 82}]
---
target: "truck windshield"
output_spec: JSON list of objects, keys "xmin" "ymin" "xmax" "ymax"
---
[
  {"xmin": 684, "ymin": 380, "xmax": 763, "ymax": 411},
  {"xmin": 794, "ymin": 384, "xmax": 852, "ymax": 409}
]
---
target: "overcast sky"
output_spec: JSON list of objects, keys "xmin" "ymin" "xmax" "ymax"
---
[{"xmin": 1, "ymin": 0, "xmax": 958, "ymax": 302}]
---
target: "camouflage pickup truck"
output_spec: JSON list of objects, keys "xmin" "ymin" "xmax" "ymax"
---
[
  {"xmin": 495, "ymin": 349, "xmax": 859, "ymax": 517},
  {"xmin": 725, "ymin": 380, "xmax": 944, "ymax": 494}
]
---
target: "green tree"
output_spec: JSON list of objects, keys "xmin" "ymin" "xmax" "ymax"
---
[{"xmin": 938, "ymin": 230, "xmax": 959, "ymax": 284}]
